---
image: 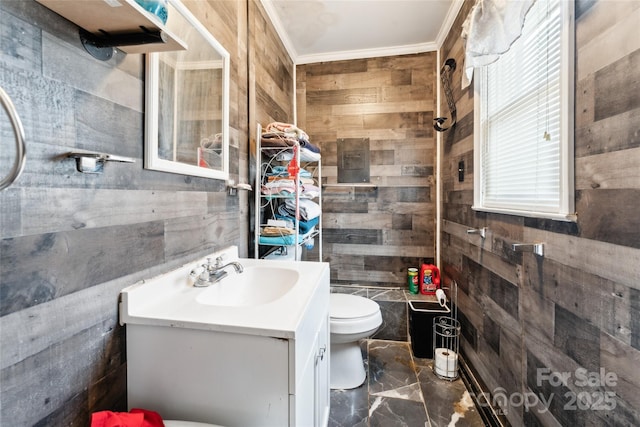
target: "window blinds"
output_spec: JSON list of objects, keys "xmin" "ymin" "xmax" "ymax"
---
[{"xmin": 477, "ymin": 0, "xmax": 573, "ymax": 217}]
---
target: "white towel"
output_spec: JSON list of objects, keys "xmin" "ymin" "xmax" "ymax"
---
[
  {"xmin": 284, "ymin": 198, "xmax": 321, "ymax": 221},
  {"xmin": 461, "ymin": 0, "xmax": 535, "ymax": 88}
]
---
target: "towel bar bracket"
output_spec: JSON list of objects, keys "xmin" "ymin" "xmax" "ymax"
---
[
  {"xmin": 66, "ymin": 151, "xmax": 135, "ymax": 174},
  {"xmin": 511, "ymin": 243, "xmax": 544, "ymax": 257}
]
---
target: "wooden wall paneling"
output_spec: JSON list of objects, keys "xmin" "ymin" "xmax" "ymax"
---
[
  {"xmin": 296, "ymin": 67, "xmax": 307, "ymax": 126},
  {"xmin": 576, "ymin": 1, "xmax": 640, "ymax": 80},
  {"xmin": 0, "ymin": 317, "xmax": 125, "ymax": 425},
  {"xmin": 525, "ymin": 347, "xmax": 603, "ymax": 427},
  {"xmin": 42, "ymin": 35, "xmax": 143, "ymax": 112},
  {"xmin": 523, "ymin": 228, "xmax": 640, "ymax": 289},
  {"xmin": 249, "ymin": 0, "xmax": 293, "ymax": 126},
  {"xmin": 524, "ymin": 254, "xmax": 633, "ymax": 346},
  {"xmin": 600, "ymin": 331, "xmax": 640, "ymax": 413},
  {"xmin": 554, "ymin": 304, "xmax": 601, "ymax": 371},
  {"xmin": 439, "ymin": 1, "xmax": 640, "ymax": 424},
  {"xmin": 593, "ymin": 49, "xmax": 640, "ymax": 122},
  {"xmin": 5, "ymin": 189, "xmax": 207, "ymax": 238},
  {"xmin": 576, "ymin": 189, "xmax": 640, "ymax": 248},
  {"xmin": 307, "ymin": 51, "xmax": 438, "ymax": 288},
  {"xmin": 383, "ymin": 229, "xmax": 432, "ymax": 249},
  {"xmin": 323, "ymin": 212, "xmax": 391, "ymax": 229},
  {"xmin": 476, "ymin": 329, "xmax": 524, "ymax": 424},
  {"xmin": 575, "ymin": 106, "xmax": 640, "ymax": 158},
  {"xmin": 520, "ymin": 280, "xmax": 556, "ymax": 345},
  {"xmin": 1, "ymin": 0, "xmax": 252, "ymax": 422},
  {"xmin": 1, "ymin": 222, "xmax": 165, "ymax": 316},
  {"xmin": 164, "ymin": 211, "xmax": 241, "ymax": 260}
]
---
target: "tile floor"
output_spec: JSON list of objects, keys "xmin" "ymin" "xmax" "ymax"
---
[{"xmin": 328, "ymin": 339, "xmax": 486, "ymax": 427}]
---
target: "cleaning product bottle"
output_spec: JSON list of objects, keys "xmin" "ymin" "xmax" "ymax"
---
[
  {"xmin": 408, "ymin": 268, "xmax": 419, "ymax": 294},
  {"xmin": 419, "ymin": 264, "xmax": 441, "ymax": 295}
]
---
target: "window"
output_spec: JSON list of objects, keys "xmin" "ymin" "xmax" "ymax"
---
[{"xmin": 473, "ymin": 0, "xmax": 576, "ymax": 221}]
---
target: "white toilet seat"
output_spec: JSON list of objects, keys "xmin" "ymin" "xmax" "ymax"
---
[{"xmin": 330, "ymin": 293, "xmax": 382, "ymax": 335}]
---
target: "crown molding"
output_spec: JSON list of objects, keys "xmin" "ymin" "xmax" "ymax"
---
[
  {"xmin": 261, "ymin": 0, "xmax": 464, "ymax": 65},
  {"xmin": 260, "ymin": 0, "xmax": 298, "ymax": 62},
  {"xmin": 436, "ymin": 0, "xmax": 465, "ymax": 49},
  {"xmin": 296, "ymin": 42, "xmax": 438, "ymax": 65}
]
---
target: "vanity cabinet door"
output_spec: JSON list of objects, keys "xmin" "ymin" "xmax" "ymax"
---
[
  {"xmin": 314, "ymin": 314, "xmax": 330, "ymax": 427},
  {"xmin": 291, "ymin": 312, "xmax": 330, "ymax": 427}
]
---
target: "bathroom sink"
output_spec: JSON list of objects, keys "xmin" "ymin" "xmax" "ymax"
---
[
  {"xmin": 195, "ymin": 266, "xmax": 299, "ymax": 307},
  {"xmin": 121, "ymin": 245, "xmax": 331, "ymax": 426},
  {"xmin": 119, "ymin": 245, "xmax": 330, "ymax": 339}
]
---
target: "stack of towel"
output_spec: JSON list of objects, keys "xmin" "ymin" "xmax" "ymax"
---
[
  {"xmin": 260, "ymin": 122, "xmax": 321, "ymax": 161},
  {"xmin": 259, "ymin": 122, "xmax": 321, "ymax": 247},
  {"xmin": 261, "ymin": 165, "xmax": 320, "ymax": 199}
]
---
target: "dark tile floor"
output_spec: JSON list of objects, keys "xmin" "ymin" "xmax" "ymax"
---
[{"xmin": 329, "ymin": 339, "xmax": 486, "ymax": 427}]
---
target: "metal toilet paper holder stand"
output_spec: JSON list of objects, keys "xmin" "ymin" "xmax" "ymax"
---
[{"xmin": 432, "ymin": 280, "xmax": 460, "ymax": 380}]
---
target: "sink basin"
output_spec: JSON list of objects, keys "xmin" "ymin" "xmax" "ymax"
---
[
  {"xmin": 195, "ymin": 266, "xmax": 299, "ymax": 307},
  {"xmin": 119, "ymin": 245, "xmax": 330, "ymax": 338}
]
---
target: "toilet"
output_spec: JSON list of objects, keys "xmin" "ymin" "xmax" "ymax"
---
[{"xmin": 329, "ymin": 293, "xmax": 383, "ymax": 389}]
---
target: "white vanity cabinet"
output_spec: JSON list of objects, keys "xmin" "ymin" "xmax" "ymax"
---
[{"xmin": 121, "ymin": 251, "xmax": 330, "ymax": 427}]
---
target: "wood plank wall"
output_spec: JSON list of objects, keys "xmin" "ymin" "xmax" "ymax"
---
[
  {"xmin": 297, "ymin": 54, "xmax": 437, "ymax": 286},
  {"xmin": 248, "ymin": 0, "xmax": 295, "ymax": 258},
  {"xmin": 0, "ymin": 0, "xmax": 291, "ymax": 424},
  {"xmin": 439, "ymin": 0, "xmax": 640, "ymax": 425}
]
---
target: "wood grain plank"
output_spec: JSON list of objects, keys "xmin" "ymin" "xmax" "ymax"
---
[
  {"xmin": 332, "ymin": 243, "xmax": 431, "ymax": 258},
  {"xmin": 0, "ymin": 222, "xmax": 164, "ymax": 316},
  {"xmin": 554, "ymin": 304, "xmax": 601, "ymax": 371},
  {"xmin": 575, "ymin": 189, "xmax": 640, "ymax": 249},
  {"xmin": 5, "ymin": 188, "xmax": 208, "ymax": 239},
  {"xmin": 576, "ymin": 147, "xmax": 640, "ymax": 190},
  {"xmin": 600, "ymin": 332, "xmax": 640, "ymax": 410},
  {"xmin": 42, "ymin": 32, "xmax": 143, "ymax": 111},
  {"xmin": 323, "ymin": 212, "xmax": 391, "ymax": 229},
  {"xmin": 593, "ymin": 48, "xmax": 640, "ymax": 121},
  {"xmin": 576, "ymin": 4, "xmax": 640, "ymax": 79}
]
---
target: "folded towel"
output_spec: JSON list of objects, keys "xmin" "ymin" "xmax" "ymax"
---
[
  {"xmin": 275, "ymin": 214, "xmax": 319, "ymax": 234},
  {"xmin": 90, "ymin": 408, "xmax": 164, "ymax": 427},
  {"xmin": 265, "ymin": 122, "xmax": 310, "ymax": 141},
  {"xmin": 298, "ymin": 138, "xmax": 321, "ymax": 154},
  {"xmin": 259, "ymin": 227, "xmax": 315, "ymax": 246},
  {"xmin": 261, "ymin": 226, "xmax": 295, "ymax": 236},
  {"xmin": 276, "ymin": 147, "xmax": 321, "ymax": 162},
  {"xmin": 284, "ymin": 198, "xmax": 321, "ymax": 221}
]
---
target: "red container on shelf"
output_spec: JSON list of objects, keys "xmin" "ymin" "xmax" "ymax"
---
[{"xmin": 419, "ymin": 264, "xmax": 441, "ymax": 295}]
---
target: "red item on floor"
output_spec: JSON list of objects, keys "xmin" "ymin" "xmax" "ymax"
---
[{"xmin": 90, "ymin": 408, "xmax": 164, "ymax": 427}]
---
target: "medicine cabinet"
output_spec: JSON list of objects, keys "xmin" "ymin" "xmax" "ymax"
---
[{"xmin": 144, "ymin": 0, "xmax": 230, "ymax": 180}]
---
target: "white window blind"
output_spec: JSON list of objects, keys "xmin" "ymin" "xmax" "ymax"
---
[{"xmin": 473, "ymin": 0, "xmax": 575, "ymax": 221}]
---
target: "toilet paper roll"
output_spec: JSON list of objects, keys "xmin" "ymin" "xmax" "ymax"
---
[
  {"xmin": 434, "ymin": 347, "xmax": 458, "ymax": 378},
  {"xmin": 435, "ymin": 289, "xmax": 447, "ymax": 306}
]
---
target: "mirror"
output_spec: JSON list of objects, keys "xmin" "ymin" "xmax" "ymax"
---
[{"xmin": 145, "ymin": 0, "xmax": 230, "ymax": 180}]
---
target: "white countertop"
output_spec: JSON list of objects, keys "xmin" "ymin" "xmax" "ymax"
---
[{"xmin": 119, "ymin": 246, "xmax": 330, "ymax": 339}]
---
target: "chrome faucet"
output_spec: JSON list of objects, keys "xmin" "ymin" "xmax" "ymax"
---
[{"xmin": 190, "ymin": 256, "xmax": 243, "ymax": 287}]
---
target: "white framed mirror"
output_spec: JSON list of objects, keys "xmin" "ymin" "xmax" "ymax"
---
[{"xmin": 145, "ymin": 0, "xmax": 230, "ymax": 180}]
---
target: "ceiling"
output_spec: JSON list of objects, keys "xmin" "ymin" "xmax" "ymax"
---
[{"xmin": 261, "ymin": 0, "xmax": 464, "ymax": 64}]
